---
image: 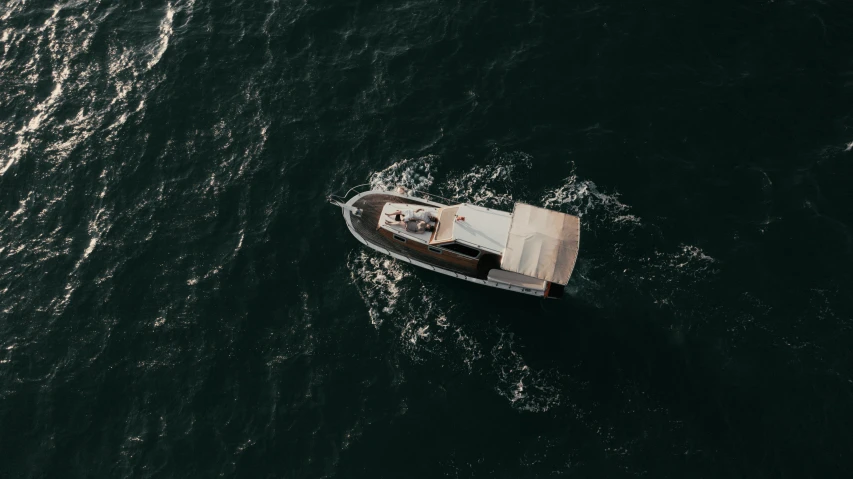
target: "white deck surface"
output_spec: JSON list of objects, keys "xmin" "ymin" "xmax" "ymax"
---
[{"xmin": 451, "ymin": 204, "xmax": 512, "ymax": 254}]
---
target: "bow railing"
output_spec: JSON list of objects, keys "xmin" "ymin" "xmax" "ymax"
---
[{"xmin": 328, "ymin": 183, "xmax": 482, "ymax": 209}]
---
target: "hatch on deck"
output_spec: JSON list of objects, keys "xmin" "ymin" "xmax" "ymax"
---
[{"xmin": 431, "ymin": 206, "xmax": 459, "ymax": 244}]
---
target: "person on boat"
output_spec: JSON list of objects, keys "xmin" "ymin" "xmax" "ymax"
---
[
  {"xmin": 385, "ymin": 208, "xmax": 437, "ymax": 223},
  {"xmin": 384, "ymin": 218, "xmax": 435, "ymax": 234},
  {"xmin": 407, "ymin": 221, "xmax": 435, "ymax": 234}
]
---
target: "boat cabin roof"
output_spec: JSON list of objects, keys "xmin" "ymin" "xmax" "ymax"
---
[{"xmin": 431, "ymin": 204, "xmax": 512, "ymax": 255}]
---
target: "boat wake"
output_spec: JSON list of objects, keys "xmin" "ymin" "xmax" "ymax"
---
[
  {"xmin": 348, "ymin": 250, "xmax": 482, "ymax": 367},
  {"xmin": 440, "ymin": 151, "xmax": 533, "ymax": 208},
  {"xmin": 542, "ymin": 172, "xmax": 640, "ymax": 226},
  {"xmin": 349, "ymin": 248, "xmax": 565, "ymax": 411},
  {"xmin": 492, "ymin": 330, "xmax": 564, "ymax": 412},
  {"xmin": 349, "ymin": 150, "xmax": 721, "ymax": 416},
  {"xmin": 369, "ymin": 155, "xmax": 436, "ymax": 193}
]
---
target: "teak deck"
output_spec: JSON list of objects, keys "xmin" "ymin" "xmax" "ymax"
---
[{"xmin": 351, "ymin": 193, "xmax": 500, "ymax": 279}]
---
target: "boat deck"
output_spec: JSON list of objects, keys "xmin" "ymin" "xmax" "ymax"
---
[{"xmin": 350, "ymin": 193, "xmax": 492, "ymax": 278}]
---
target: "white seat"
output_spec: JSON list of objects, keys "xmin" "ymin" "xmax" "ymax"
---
[{"xmin": 487, "ymin": 269, "xmax": 547, "ymax": 291}]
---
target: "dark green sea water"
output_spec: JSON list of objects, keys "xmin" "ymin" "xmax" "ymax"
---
[{"xmin": 2, "ymin": 0, "xmax": 853, "ymax": 477}]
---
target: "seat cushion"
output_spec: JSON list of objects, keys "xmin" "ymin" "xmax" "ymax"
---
[{"xmin": 487, "ymin": 269, "xmax": 547, "ymax": 291}]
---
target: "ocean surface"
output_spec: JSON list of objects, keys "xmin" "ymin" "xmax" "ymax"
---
[{"xmin": 2, "ymin": 0, "xmax": 853, "ymax": 477}]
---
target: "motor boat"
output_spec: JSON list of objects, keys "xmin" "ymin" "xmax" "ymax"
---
[{"xmin": 329, "ymin": 185, "xmax": 580, "ymax": 298}]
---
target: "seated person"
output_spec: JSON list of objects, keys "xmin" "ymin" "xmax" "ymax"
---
[
  {"xmin": 406, "ymin": 220, "xmax": 435, "ymax": 234},
  {"xmin": 384, "ymin": 218, "xmax": 435, "ymax": 234},
  {"xmin": 385, "ymin": 208, "xmax": 437, "ymax": 223},
  {"xmin": 419, "ymin": 211, "xmax": 439, "ymax": 223},
  {"xmin": 385, "ymin": 211, "xmax": 404, "ymax": 222}
]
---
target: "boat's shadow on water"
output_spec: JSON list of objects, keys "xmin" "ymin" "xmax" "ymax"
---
[{"xmin": 479, "ymin": 289, "xmax": 848, "ymax": 475}]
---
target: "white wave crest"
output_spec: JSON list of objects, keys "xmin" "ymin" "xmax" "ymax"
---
[
  {"xmin": 441, "ymin": 151, "xmax": 532, "ymax": 207},
  {"xmin": 347, "ymin": 250, "xmax": 485, "ymax": 368},
  {"xmin": 348, "ymin": 251, "xmax": 408, "ymax": 328},
  {"xmin": 542, "ymin": 174, "xmax": 638, "ymax": 225},
  {"xmin": 492, "ymin": 331, "xmax": 562, "ymax": 412},
  {"xmin": 148, "ymin": 3, "xmax": 175, "ymax": 69},
  {"xmin": 369, "ymin": 155, "xmax": 436, "ymax": 193}
]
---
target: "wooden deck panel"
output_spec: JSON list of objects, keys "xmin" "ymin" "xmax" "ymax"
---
[{"xmin": 350, "ymin": 193, "xmax": 484, "ymax": 278}]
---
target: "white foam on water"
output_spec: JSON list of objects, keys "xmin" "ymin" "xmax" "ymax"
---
[
  {"xmin": 491, "ymin": 330, "xmax": 562, "ymax": 412},
  {"xmin": 672, "ymin": 244, "xmax": 715, "ymax": 267},
  {"xmin": 642, "ymin": 244, "xmax": 716, "ymax": 282},
  {"xmin": 369, "ymin": 155, "xmax": 436, "ymax": 193},
  {"xmin": 148, "ymin": 3, "xmax": 175, "ymax": 69},
  {"xmin": 453, "ymin": 326, "xmax": 484, "ymax": 372},
  {"xmin": 539, "ymin": 168, "xmax": 725, "ymax": 313},
  {"xmin": 611, "ymin": 243, "xmax": 718, "ymax": 312},
  {"xmin": 82, "ymin": 237, "xmax": 98, "ymax": 260},
  {"xmin": 542, "ymin": 173, "xmax": 639, "ymax": 225},
  {"xmin": 347, "ymin": 250, "xmax": 486, "ymax": 368},
  {"xmin": 234, "ymin": 230, "xmax": 245, "ymax": 254},
  {"xmin": 262, "ymin": 0, "xmax": 280, "ymax": 36},
  {"xmin": 348, "ymin": 251, "xmax": 407, "ymax": 328},
  {"xmin": 442, "ymin": 151, "xmax": 532, "ymax": 207}
]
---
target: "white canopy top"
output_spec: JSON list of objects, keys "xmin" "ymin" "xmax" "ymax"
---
[{"xmin": 499, "ymin": 203, "xmax": 580, "ymax": 285}]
